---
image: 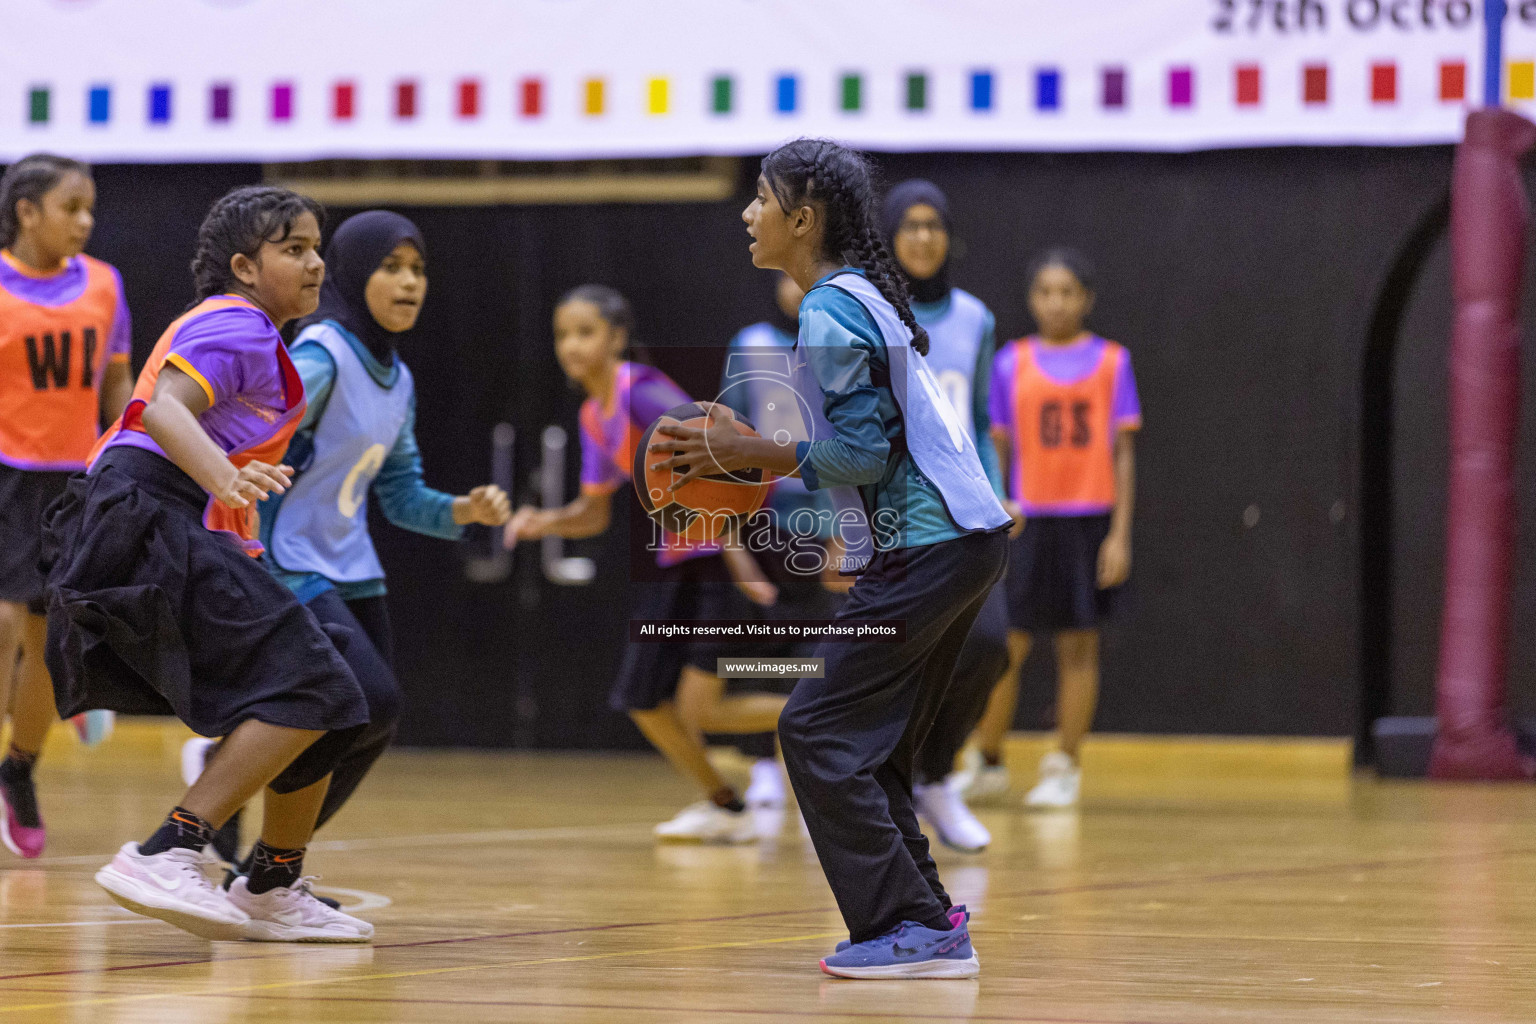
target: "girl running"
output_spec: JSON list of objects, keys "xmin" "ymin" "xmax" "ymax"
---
[
  {"xmin": 882, "ymin": 179, "xmax": 1010, "ymax": 853},
  {"xmin": 960, "ymin": 248, "xmax": 1140, "ymax": 809},
  {"xmin": 0, "ymin": 153, "xmax": 133, "ymax": 858},
  {"xmin": 649, "ymin": 139, "xmax": 1011, "ymax": 979},
  {"xmin": 41, "ymin": 185, "xmax": 374, "ymax": 942},
  {"xmin": 503, "ymin": 285, "xmax": 785, "ymax": 844},
  {"xmin": 182, "ymin": 210, "xmax": 510, "ymax": 878}
]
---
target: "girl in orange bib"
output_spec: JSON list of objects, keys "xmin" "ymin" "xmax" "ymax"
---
[
  {"xmin": 0, "ymin": 154, "xmax": 133, "ymax": 859},
  {"xmin": 42, "ymin": 187, "xmax": 374, "ymax": 943},
  {"xmin": 956, "ymin": 249, "xmax": 1141, "ymax": 810}
]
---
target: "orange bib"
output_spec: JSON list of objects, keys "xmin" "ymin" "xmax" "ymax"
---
[
  {"xmin": 92, "ymin": 297, "xmax": 305, "ymax": 553},
  {"xmin": 1010, "ymin": 339, "xmax": 1124, "ymax": 513},
  {"xmin": 0, "ymin": 255, "xmax": 122, "ymax": 470}
]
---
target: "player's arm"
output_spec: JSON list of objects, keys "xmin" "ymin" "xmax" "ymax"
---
[
  {"xmin": 99, "ymin": 360, "xmax": 134, "ymax": 425},
  {"xmin": 1098, "ymin": 430, "xmax": 1135, "ymax": 587},
  {"xmin": 503, "ymin": 488, "xmax": 611, "ymax": 548},
  {"xmin": 139, "ymin": 363, "xmax": 290, "ymax": 511}
]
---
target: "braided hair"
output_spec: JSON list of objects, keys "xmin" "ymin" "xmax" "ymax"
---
[
  {"xmin": 189, "ymin": 185, "xmax": 325, "ymax": 302},
  {"xmin": 0, "ymin": 153, "xmax": 90, "ymax": 249},
  {"xmin": 760, "ymin": 140, "xmax": 930, "ymax": 356}
]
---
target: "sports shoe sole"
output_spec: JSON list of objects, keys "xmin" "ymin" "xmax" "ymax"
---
[
  {"xmin": 94, "ymin": 866, "xmax": 249, "ymax": 941},
  {"xmin": 238, "ymin": 920, "xmax": 373, "ymax": 943},
  {"xmin": 820, "ymin": 953, "xmax": 980, "ymax": 979}
]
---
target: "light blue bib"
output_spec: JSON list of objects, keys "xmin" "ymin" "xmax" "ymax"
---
[
  {"xmin": 915, "ymin": 289, "xmax": 989, "ymax": 445},
  {"xmin": 791, "ymin": 275, "xmax": 1010, "ymax": 572},
  {"xmin": 269, "ymin": 323, "xmax": 414, "ymax": 583}
]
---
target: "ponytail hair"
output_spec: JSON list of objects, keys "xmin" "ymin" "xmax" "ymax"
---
[
  {"xmin": 0, "ymin": 153, "xmax": 90, "ymax": 249},
  {"xmin": 760, "ymin": 139, "xmax": 930, "ymax": 356},
  {"xmin": 189, "ymin": 185, "xmax": 325, "ymax": 303}
]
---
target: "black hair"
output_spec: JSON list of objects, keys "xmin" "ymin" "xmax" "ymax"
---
[
  {"xmin": 760, "ymin": 139, "xmax": 930, "ymax": 356},
  {"xmin": 0, "ymin": 153, "xmax": 91, "ymax": 249},
  {"xmin": 189, "ymin": 185, "xmax": 326, "ymax": 302},
  {"xmin": 1026, "ymin": 247, "xmax": 1097, "ymax": 294},
  {"xmin": 556, "ymin": 282, "xmax": 654, "ymax": 364},
  {"xmin": 558, "ymin": 283, "xmax": 634, "ymax": 335}
]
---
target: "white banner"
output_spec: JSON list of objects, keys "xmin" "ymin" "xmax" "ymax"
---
[{"xmin": 3, "ymin": 0, "xmax": 1536, "ymax": 162}]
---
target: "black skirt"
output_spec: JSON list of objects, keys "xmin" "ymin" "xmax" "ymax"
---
[
  {"xmin": 0, "ymin": 463, "xmax": 72, "ymax": 612},
  {"xmin": 39, "ymin": 446, "xmax": 368, "ymax": 738},
  {"xmin": 1004, "ymin": 513, "xmax": 1121, "ymax": 632}
]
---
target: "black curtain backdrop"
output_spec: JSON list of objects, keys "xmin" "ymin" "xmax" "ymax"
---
[{"xmin": 76, "ymin": 148, "xmax": 1536, "ymax": 748}]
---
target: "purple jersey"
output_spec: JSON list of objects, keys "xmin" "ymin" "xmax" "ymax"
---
[
  {"xmin": 989, "ymin": 335, "xmax": 1141, "ymax": 437},
  {"xmin": 105, "ymin": 302, "xmax": 301, "ymax": 463},
  {"xmin": 576, "ymin": 360, "xmax": 715, "ymax": 566}
]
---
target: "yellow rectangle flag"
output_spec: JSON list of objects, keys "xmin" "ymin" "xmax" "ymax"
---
[
  {"xmin": 584, "ymin": 78, "xmax": 605, "ymax": 115},
  {"xmin": 648, "ymin": 78, "xmax": 669, "ymax": 115},
  {"xmin": 1511, "ymin": 61, "xmax": 1536, "ymax": 101}
]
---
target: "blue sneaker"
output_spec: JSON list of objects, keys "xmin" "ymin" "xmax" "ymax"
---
[
  {"xmin": 835, "ymin": 904, "xmax": 969, "ymax": 953},
  {"xmin": 821, "ymin": 914, "xmax": 978, "ymax": 979}
]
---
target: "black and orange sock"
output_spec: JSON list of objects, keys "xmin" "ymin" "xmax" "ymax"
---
[
  {"xmin": 709, "ymin": 787, "xmax": 746, "ymax": 813},
  {"xmin": 141, "ymin": 806, "xmax": 217, "ymax": 856},
  {"xmin": 246, "ymin": 840, "xmax": 306, "ymax": 894}
]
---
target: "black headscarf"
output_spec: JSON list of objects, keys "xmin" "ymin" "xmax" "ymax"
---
[
  {"xmin": 299, "ymin": 210, "xmax": 426, "ymax": 364},
  {"xmin": 881, "ymin": 179, "xmax": 952, "ymax": 304}
]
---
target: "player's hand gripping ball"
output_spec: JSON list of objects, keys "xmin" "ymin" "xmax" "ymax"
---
[{"xmin": 635, "ymin": 403, "xmax": 769, "ymax": 542}]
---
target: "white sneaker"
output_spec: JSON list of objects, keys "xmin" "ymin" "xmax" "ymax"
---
[
  {"xmin": 94, "ymin": 842, "xmax": 249, "ymax": 940},
  {"xmin": 913, "ymin": 782, "xmax": 991, "ymax": 853},
  {"xmin": 227, "ymin": 876, "xmax": 374, "ymax": 943},
  {"xmin": 951, "ymin": 748, "xmax": 1011, "ymax": 805},
  {"xmin": 743, "ymin": 759, "xmax": 787, "ymax": 808},
  {"xmin": 180, "ymin": 737, "xmax": 216, "ymax": 787},
  {"xmin": 1023, "ymin": 751, "xmax": 1081, "ymax": 808},
  {"xmin": 653, "ymin": 801, "xmax": 759, "ymax": 844}
]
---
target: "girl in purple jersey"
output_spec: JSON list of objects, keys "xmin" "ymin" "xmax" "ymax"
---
[
  {"xmin": 0, "ymin": 154, "xmax": 133, "ymax": 859},
  {"xmin": 41, "ymin": 186, "xmax": 374, "ymax": 943},
  {"xmin": 503, "ymin": 285, "xmax": 787, "ymax": 844}
]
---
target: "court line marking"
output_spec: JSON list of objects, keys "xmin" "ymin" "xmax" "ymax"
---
[
  {"xmin": 0, "ymin": 919, "xmax": 151, "ymax": 930},
  {"xmin": 2, "ymin": 842, "xmax": 1530, "ymax": 985},
  {"xmin": 161, "ymin": 993, "xmax": 1175, "ymax": 1024},
  {"xmin": 0, "ymin": 929, "xmax": 845, "ymax": 1014},
  {"xmin": 307, "ymin": 885, "xmax": 392, "ymax": 913}
]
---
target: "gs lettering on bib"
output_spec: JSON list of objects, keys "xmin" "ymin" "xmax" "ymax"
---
[{"xmin": 1004, "ymin": 336, "xmax": 1139, "ymax": 516}]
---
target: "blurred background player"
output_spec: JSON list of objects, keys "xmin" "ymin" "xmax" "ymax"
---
[
  {"xmin": 956, "ymin": 249, "xmax": 1140, "ymax": 809},
  {"xmin": 709, "ymin": 271, "xmax": 814, "ymax": 809},
  {"xmin": 0, "ymin": 153, "xmax": 132, "ymax": 858},
  {"xmin": 503, "ymin": 285, "xmax": 786, "ymax": 843},
  {"xmin": 881, "ymin": 179, "xmax": 1010, "ymax": 851},
  {"xmin": 181, "ymin": 211, "xmax": 510, "ymax": 881}
]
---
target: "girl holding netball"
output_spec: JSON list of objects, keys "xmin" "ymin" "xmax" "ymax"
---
[
  {"xmin": 503, "ymin": 285, "xmax": 785, "ymax": 844},
  {"xmin": 42, "ymin": 186, "xmax": 373, "ymax": 942},
  {"xmin": 0, "ymin": 154, "xmax": 133, "ymax": 859},
  {"xmin": 957, "ymin": 249, "xmax": 1140, "ymax": 809},
  {"xmin": 650, "ymin": 139, "xmax": 1011, "ymax": 978}
]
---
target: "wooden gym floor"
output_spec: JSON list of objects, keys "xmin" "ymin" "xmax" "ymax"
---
[{"xmin": 0, "ymin": 723, "xmax": 1532, "ymax": 1023}]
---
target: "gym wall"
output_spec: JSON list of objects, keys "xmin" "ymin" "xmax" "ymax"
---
[{"xmin": 82, "ymin": 148, "xmax": 1536, "ymax": 748}]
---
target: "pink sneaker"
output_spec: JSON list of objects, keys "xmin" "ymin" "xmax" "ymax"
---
[{"xmin": 0, "ymin": 770, "xmax": 44, "ymax": 859}]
